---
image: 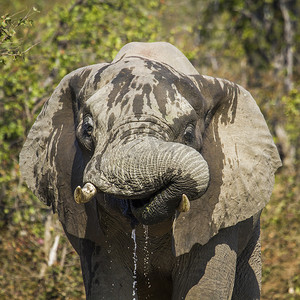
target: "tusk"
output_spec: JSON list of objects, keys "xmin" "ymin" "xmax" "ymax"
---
[
  {"xmin": 74, "ymin": 183, "xmax": 97, "ymax": 204},
  {"xmin": 177, "ymin": 194, "xmax": 190, "ymax": 212}
]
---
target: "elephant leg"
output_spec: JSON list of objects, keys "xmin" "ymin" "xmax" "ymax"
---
[
  {"xmin": 232, "ymin": 220, "xmax": 261, "ymax": 300},
  {"xmin": 172, "ymin": 224, "xmax": 239, "ymax": 300}
]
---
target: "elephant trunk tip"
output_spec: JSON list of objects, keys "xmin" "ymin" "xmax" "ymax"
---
[{"xmin": 74, "ymin": 182, "xmax": 97, "ymax": 204}]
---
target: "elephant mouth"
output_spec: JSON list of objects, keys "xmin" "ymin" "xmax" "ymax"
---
[
  {"xmin": 106, "ymin": 192, "xmax": 189, "ymax": 227},
  {"xmin": 118, "ymin": 194, "xmax": 158, "ymax": 224},
  {"xmin": 130, "ymin": 198, "xmax": 151, "ymax": 209},
  {"xmin": 104, "ymin": 194, "xmax": 152, "ymax": 226}
]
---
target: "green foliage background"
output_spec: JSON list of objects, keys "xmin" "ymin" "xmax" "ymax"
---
[{"xmin": 0, "ymin": 0, "xmax": 299, "ymax": 299}]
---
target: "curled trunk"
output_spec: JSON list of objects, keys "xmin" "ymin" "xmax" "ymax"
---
[{"xmin": 82, "ymin": 137, "xmax": 209, "ymax": 225}]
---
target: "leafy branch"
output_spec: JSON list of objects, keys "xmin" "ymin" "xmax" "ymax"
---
[{"xmin": 0, "ymin": 7, "xmax": 39, "ymax": 64}]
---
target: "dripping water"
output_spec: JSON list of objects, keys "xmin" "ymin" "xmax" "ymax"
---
[
  {"xmin": 143, "ymin": 225, "xmax": 151, "ymax": 290},
  {"xmin": 131, "ymin": 228, "xmax": 138, "ymax": 300}
]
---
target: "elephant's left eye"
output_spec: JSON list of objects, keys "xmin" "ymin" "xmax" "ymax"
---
[
  {"xmin": 183, "ymin": 124, "xmax": 195, "ymax": 145},
  {"xmin": 83, "ymin": 115, "xmax": 94, "ymax": 137}
]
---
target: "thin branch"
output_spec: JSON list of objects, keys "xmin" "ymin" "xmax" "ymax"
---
[{"xmin": 23, "ymin": 42, "xmax": 40, "ymax": 54}]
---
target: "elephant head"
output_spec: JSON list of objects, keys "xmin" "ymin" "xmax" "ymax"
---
[{"xmin": 19, "ymin": 42, "xmax": 281, "ymax": 255}]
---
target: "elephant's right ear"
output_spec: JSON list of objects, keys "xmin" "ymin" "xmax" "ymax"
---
[{"xmin": 19, "ymin": 64, "xmax": 108, "ymax": 243}]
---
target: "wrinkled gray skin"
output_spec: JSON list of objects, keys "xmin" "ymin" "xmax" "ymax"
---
[{"xmin": 20, "ymin": 42, "xmax": 282, "ymax": 300}]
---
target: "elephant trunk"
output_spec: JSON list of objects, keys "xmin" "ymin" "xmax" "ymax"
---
[{"xmin": 81, "ymin": 137, "xmax": 209, "ymax": 225}]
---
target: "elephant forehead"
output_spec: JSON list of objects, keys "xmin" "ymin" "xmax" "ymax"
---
[{"xmin": 87, "ymin": 58, "xmax": 195, "ymax": 127}]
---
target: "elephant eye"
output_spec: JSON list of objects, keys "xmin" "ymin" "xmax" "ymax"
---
[
  {"xmin": 83, "ymin": 115, "xmax": 94, "ymax": 137},
  {"xmin": 76, "ymin": 114, "xmax": 95, "ymax": 152},
  {"xmin": 183, "ymin": 124, "xmax": 195, "ymax": 145}
]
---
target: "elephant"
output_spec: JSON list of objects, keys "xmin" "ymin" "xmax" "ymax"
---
[{"xmin": 19, "ymin": 42, "xmax": 281, "ymax": 300}]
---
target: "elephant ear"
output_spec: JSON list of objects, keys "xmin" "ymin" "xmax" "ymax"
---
[
  {"xmin": 19, "ymin": 63, "xmax": 108, "ymax": 243},
  {"xmin": 173, "ymin": 75, "xmax": 282, "ymax": 256}
]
